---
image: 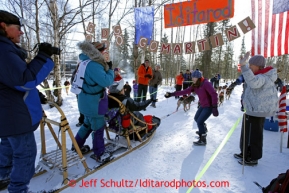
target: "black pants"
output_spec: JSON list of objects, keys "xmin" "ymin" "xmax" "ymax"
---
[
  {"xmin": 137, "ymin": 84, "xmax": 148, "ymax": 102},
  {"xmin": 175, "ymin": 85, "xmax": 182, "ymax": 99},
  {"xmin": 239, "ymin": 114, "xmax": 265, "ymax": 160},
  {"xmin": 183, "ymin": 83, "xmax": 190, "ymax": 90}
]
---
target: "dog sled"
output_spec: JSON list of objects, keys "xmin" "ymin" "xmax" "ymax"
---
[{"xmin": 5, "ymin": 98, "xmax": 161, "ymax": 192}]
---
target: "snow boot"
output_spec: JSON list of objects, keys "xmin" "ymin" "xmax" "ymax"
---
[
  {"xmin": 193, "ymin": 134, "xmax": 207, "ymax": 146},
  {"xmin": 71, "ymin": 144, "xmax": 91, "ymax": 154},
  {"xmin": 234, "ymin": 153, "xmax": 243, "ymax": 160}
]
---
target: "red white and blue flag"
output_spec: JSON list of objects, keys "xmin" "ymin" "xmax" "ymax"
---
[
  {"xmin": 278, "ymin": 86, "xmax": 287, "ymax": 132},
  {"xmin": 251, "ymin": 0, "xmax": 289, "ymax": 58}
]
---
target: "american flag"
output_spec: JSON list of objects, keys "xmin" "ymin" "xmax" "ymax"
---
[
  {"xmin": 278, "ymin": 86, "xmax": 287, "ymax": 132},
  {"xmin": 251, "ymin": 0, "xmax": 289, "ymax": 58}
]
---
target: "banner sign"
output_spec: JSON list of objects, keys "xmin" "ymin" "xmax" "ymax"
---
[
  {"xmin": 135, "ymin": 7, "xmax": 154, "ymax": 44},
  {"xmin": 164, "ymin": 0, "xmax": 234, "ymax": 28}
]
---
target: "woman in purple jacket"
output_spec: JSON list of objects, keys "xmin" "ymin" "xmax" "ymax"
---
[{"xmin": 165, "ymin": 70, "xmax": 218, "ymax": 145}]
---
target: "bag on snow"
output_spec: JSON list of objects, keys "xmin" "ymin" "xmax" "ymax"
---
[{"xmin": 254, "ymin": 169, "xmax": 289, "ymax": 193}]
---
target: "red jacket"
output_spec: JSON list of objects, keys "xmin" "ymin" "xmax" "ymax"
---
[
  {"xmin": 175, "ymin": 74, "xmax": 184, "ymax": 85},
  {"xmin": 137, "ymin": 63, "xmax": 152, "ymax": 85}
]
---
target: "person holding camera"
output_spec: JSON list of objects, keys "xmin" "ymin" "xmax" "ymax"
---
[
  {"xmin": 136, "ymin": 59, "xmax": 153, "ymax": 107},
  {"xmin": 149, "ymin": 64, "xmax": 162, "ymax": 108},
  {"xmin": 0, "ymin": 10, "xmax": 55, "ymax": 192}
]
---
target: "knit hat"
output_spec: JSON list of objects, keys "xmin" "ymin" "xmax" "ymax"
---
[
  {"xmin": 91, "ymin": 41, "xmax": 106, "ymax": 51},
  {"xmin": 249, "ymin": 55, "xmax": 266, "ymax": 67},
  {"xmin": 191, "ymin": 70, "xmax": 202, "ymax": 78},
  {"xmin": 114, "ymin": 68, "xmax": 119, "ymax": 72},
  {"xmin": 109, "ymin": 79, "xmax": 124, "ymax": 93},
  {"xmin": 0, "ymin": 10, "xmax": 21, "ymax": 26}
]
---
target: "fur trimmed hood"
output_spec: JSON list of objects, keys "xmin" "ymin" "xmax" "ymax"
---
[{"xmin": 77, "ymin": 41, "xmax": 108, "ymax": 71}]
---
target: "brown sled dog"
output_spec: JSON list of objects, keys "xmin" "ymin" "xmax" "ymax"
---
[
  {"xmin": 218, "ymin": 91, "xmax": 224, "ymax": 106},
  {"xmin": 226, "ymin": 88, "xmax": 232, "ymax": 100},
  {"xmin": 176, "ymin": 95, "xmax": 195, "ymax": 112}
]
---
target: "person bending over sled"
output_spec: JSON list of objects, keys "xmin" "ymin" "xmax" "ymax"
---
[
  {"xmin": 165, "ymin": 70, "xmax": 218, "ymax": 146},
  {"xmin": 107, "ymin": 79, "xmax": 155, "ymax": 135}
]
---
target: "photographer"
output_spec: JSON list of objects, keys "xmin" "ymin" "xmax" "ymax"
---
[{"xmin": 0, "ymin": 10, "xmax": 55, "ymax": 192}]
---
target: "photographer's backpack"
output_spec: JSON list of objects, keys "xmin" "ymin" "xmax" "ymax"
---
[
  {"xmin": 254, "ymin": 169, "xmax": 289, "ymax": 193},
  {"xmin": 70, "ymin": 60, "xmax": 90, "ymax": 94}
]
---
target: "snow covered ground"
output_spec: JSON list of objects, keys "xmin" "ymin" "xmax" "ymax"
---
[{"xmin": 1, "ymin": 79, "xmax": 288, "ymax": 193}]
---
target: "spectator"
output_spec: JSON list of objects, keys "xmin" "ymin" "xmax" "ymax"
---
[
  {"xmin": 132, "ymin": 80, "xmax": 138, "ymax": 101},
  {"xmin": 234, "ymin": 52, "xmax": 278, "ymax": 166},
  {"xmin": 123, "ymin": 81, "xmax": 132, "ymax": 98},
  {"xmin": 114, "ymin": 68, "xmax": 122, "ymax": 81},
  {"xmin": 175, "ymin": 72, "xmax": 184, "ymax": 99},
  {"xmin": 149, "ymin": 64, "xmax": 162, "ymax": 108},
  {"xmin": 0, "ymin": 10, "xmax": 55, "ymax": 192},
  {"xmin": 137, "ymin": 59, "xmax": 153, "ymax": 108},
  {"xmin": 183, "ymin": 69, "xmax": 192, "ymax": 89}
]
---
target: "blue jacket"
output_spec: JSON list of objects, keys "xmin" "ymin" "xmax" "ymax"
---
[
  {"xmin": 77, "ymin": 41, "xmax": 114, "ymax": 117},
  {"xmin": 183, "ymin": 73, "xmax": 192, "ymax": 85},
  {"xmin": 0, "ymin": 36, "xmax": 54, "ymax": 137}
]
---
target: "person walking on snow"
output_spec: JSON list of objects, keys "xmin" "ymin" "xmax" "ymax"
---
[{"xmin": 164, "ymin": 70, "xmax": 218, "ymax": 146}]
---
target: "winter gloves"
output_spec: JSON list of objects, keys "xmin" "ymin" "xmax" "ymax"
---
[
  {"xmin": 212, "ymin": 105, "xmax": 219, "ymax": 117},
  {"xmin": 164, "ymin": 92, "xmax": 172, "ymax": 98},
  {"xmin": 239, "ymin": 51, "xmax": 250, "ymax": 66},
  {"xmin": 144, "ymin": 74, "xmax": 152, "ymax": 79},
  {"xmin": 38, "ymin": 43, "xmax": 53, "ymax": 57}
]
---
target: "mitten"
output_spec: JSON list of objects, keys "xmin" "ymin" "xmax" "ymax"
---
[
  {"xmin": 165, "ymin": 92, "xmax": 172, "ymax": 98},
  {"xmin": 38, "ymin": 43, "xmax": 53, "ymax": 56},
  {"xmin": 107, "ymin": 61, "xmax": 113, "ymax": 70},
  {"xmin": 239, "ymin": 51, "xmax": 250, "ymax": 66},
  {"xmin": 212, "ymin": 105, "xmax": 219, "ymax": 117}
]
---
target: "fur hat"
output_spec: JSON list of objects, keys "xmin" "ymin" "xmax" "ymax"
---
[
  {"xmin": 191, "ymin": 70, "xmax": 202, "ymax": 78},
  {"xmin": 109, "ymin": 79, "xmax": 124, "ymax": 93},
  {"xmin": 91, "ymin": 41, "xmax": 106, "ymax": 51},
  {"xmin": 77, "ymin": 41, "xmax": 108, "ymax": 71},
  {"xmin": 249, "ymin": 55, "xmax": 266, "ymax": 67}
]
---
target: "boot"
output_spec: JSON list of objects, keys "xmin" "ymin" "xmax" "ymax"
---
[{"xmin": 193, "ymin": 134, "xmax": 207, "ymax": 146}]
